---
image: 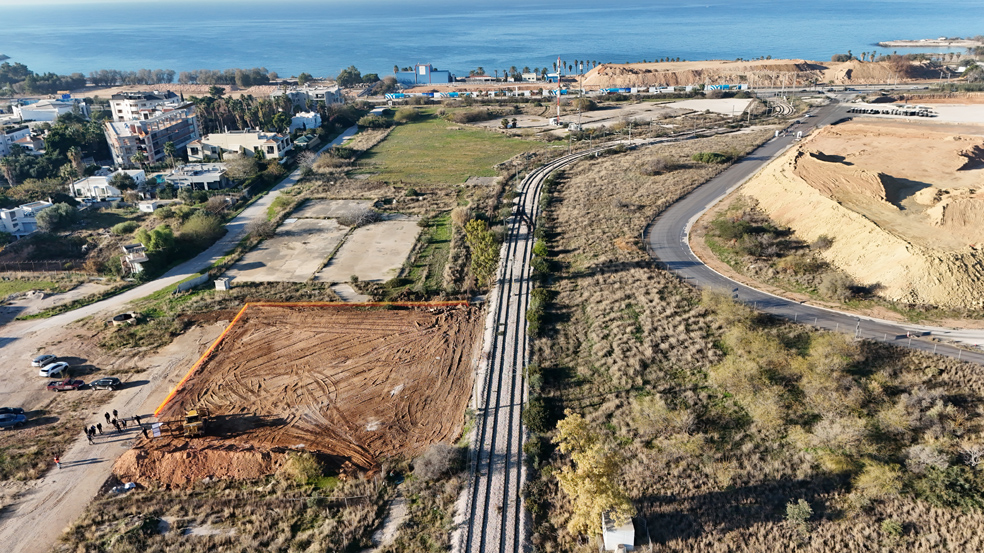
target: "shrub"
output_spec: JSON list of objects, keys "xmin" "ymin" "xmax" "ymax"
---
[
  {"xmin": 692, "ymin": 152, "xmax": 732, "ymax": 164},
  {"xmin": 179, "ymin": 212, "xmax": 225, "ymax": 247},
  {"xmin": 111, "ymin": 221, "xmax": 139, "ymax": 235},
  {"xmin": 356, "ymin": 114, "xmax": 392, "ymax": 129},
  {"xmin": 785, "ymin": 499, "xmax": 812, "ymax": 535},
  {"xmin": 413, "ymin": 443, "xmax": 463, "ymax": 481},
  {"xmin": 853, "ymin": 462, "xmax": 902, "ymax": 501},
  {"xmin": 639, "ymin": 157, "xmax": 672, "ymax": 176},
  {"xmin": 35, "ymin": 203, "xmax": 77, "ymax": 232},
  {"xmin": 912, "ymin": 465, "xmax": 984, "ymax": 510},
  {"xmin": 464, "ymin": 219, "xmax": 499, "ymax": 288},
  {"xmin": 711, "ymin": 217, "xmax": 752, "ymax": 241},
  {"xmin": 811, "ymin": 234, "xmax": 834, "ymax": 251},
  {"xmin": 277, "ymin": 452, "xmax": 323, "ymax": 485},
  {"xmin": 337, "ymin": 206, "xmax": 381, "ymax": 228},
  {"xmin": 393, "ymin": 108, "xmax": 418, "ymax": 123},
  {"xmin": 523, "ymin": 396, "xmax": 551, "ymax": 433},
  {"xmin": 135, "ymin": 224, "xmax": 175, "ymax": 252},
  {"xmin": 819, "ymin": 271, "xmax": 857, "ymax": 301}
]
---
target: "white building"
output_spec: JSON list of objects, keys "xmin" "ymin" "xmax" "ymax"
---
[
  {"xmin": 121, "ymin": 243, "xmax": 148, "ymax": 274},
  {"xmin": 109, "ymin": 91, "xmax": 181, "ymax": 122},
  {"xmin": 270, "ymin": 85, "xmax": 343, "ymax": 109},
  {"xmin": 71, "ymin": 169, "xmax": 146, "ymax": 201},
  {"xmin": 0, "ymin": 200, "xmax": 53, "ymax": 238},
  {"xmin": 602, "ymin": 512, "xmax": 635, "ymax": 552},
  {"xmin": 164, "ymin": 163, "xmax": 228, "ymax": 189},
  {"xmin": 187, "ymin": 130, "xmax": 292, "ymax": 161},
  {"xmin": 0, "ymin": 126, "xmax": 32, "ymax": 157},
  {"xmin": 522, "ymin": 73, "xmax": 539, "ymax": 82},
  {"xmin": 289, "ymin": 111, "xmax": 321, "ymax": 133},
  {"xmin": 13, "ymin": 98, "xmax": 89, "ymax": 122}
]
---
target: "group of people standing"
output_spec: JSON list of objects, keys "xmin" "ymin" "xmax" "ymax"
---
[{"xmin": 83, "ymin": 409, "xmax": 151, "ymax": 444}]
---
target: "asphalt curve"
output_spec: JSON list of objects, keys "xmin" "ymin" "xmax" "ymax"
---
[{"xmin": 644, "ymin": 102, "xmax": 984, "ymax": 366}]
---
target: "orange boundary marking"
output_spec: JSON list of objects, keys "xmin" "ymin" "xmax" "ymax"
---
[{"xmin": 151, "ymin": 300, "xmax": 470, "ymax": 417}]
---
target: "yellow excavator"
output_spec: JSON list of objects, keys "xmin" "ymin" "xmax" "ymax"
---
[{"xmin": 183, "ymin": 407, "xmax": 210, "ymax": 437}]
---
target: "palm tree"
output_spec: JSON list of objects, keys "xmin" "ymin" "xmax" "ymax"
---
[
  {"xmin": 164, "ymin": 141, "xmax": 178, "ymax": 169},
  {"xmin": 130, "ymin": 151, "xmax": 147, "ymax": 170},
  {"xmin": 67, "ymin": 146, "xmax": 84, "ymax": 177},
  {"xmin": 0, "ymin": 157, "xmax": 17, "ymax": 187}
]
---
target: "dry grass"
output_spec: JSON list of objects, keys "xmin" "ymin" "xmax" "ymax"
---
[
  {"xmin": 55, "ymin": 475, "xmax": 389, "ymax": 553},
  {"xmin": 528, "ymin": 129, "xmax": 984, "ymax": 552}
]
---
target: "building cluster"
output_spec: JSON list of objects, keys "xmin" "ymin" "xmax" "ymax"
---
[
  {"xmin": 187, "ymin": 130, "xmax": 292, "ymax": 162},
  {"xmin": 0, "ymin": 200, "xmax": 53, "ymax": 239},
  {"xmin": 103, "ymin": 91, "xmax": 202, "ymax": 167}
]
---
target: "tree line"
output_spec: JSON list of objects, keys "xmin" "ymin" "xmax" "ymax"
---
[{"xmin": 0, "ymin": 62, "xmax": 86, "ymax": 95}]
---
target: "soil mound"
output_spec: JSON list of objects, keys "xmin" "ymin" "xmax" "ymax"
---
[
  {"xmin": 741, "ymin": 120, "xmax": 984, "ymax": 308},
  {"xmin": 114, "ymin": 439, "xmax": 286, "ymax": 487}
]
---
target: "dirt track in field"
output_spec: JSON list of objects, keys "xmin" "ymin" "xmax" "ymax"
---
[{"xmin": 152, "ymin": 304, "xmax": 480, "ymax": 474}]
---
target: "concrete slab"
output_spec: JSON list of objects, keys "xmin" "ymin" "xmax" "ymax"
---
[
  {"xmin": 224, "ymin": 219, "xmax": 348, "ymax": 282},
  {"xmin": 670, "ymin": 98, "xmax": 754, "ymax": 115},
  {"xmin": 292, "ymin": 199, "xmax": 374, "ymax": 219},
  {"xmin": 316, "ymin": 214, "xmax": 421, "ymax": 283},
  {"xmin": 331, "ymin": 283, "xmax": 371, "ymax": 303}
]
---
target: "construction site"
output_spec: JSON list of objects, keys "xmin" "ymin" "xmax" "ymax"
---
[{"xmin": 114, "ymin": 303, "xmax": 482, "ymax": 487}]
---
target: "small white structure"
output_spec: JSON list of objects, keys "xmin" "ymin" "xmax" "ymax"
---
[
  {"xmin": 602, "ymin": 512, "xmax": 635, "ymax": 552},
  {"xmin": 0, "ymin": 200, "xmax": 53, "ymax": 238},
  {"xmin": 164, "ymin": 163, "xmax": 228, "ymax": 189},
  {"xmin": 0, "ymin": 126, "xmax": 31, "ymax": 157},
  {"xmin": 214, "ymin": 277, "xmax": 230, "ymax": 291},
  {"xmin": 138, "ymin": 201, "xmax": 162, "ymax": 213},
  {"xmin": 522, "ymin": 73, "xmax": 539, "ymax": 82},
  {"xmin": 71, "ymin": 169, "xmax": 145, "ymax": 201},
  {"xmin": 121, "ymin": 243, "xmax": 148, "ymax": 274},
  {"xmin": 13, "ymin": 98, "xmax": 89, "ymax": 122},
  {"xmin": 289, "ymin": 111, "xmax": 321, "ymax": 133}
]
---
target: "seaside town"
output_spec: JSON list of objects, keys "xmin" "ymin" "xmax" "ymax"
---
[{"xmin": 2, "ymin": 30, "xmax": 984, "ymax": 553}]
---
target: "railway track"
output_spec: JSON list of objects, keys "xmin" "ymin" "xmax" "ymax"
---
[{"xmin": 453, "ymin": 148, "xmax": 604, "ymax": 553}]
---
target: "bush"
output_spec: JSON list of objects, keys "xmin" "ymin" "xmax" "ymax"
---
[
  {"xmin": 523, "ymin": 396, "xmax": 551, "ymax": 433},
  {"xmin": 111, "ymin": 221, "xmax": 139, "ymax": 235},
  {"xmin": 785, "ymin": 499, "xmax": 812, "ymax": 535},
  {"xmin": 356, "ymin": 114, "xmax": 392, "ymax": 129},
  {"xmin": 179, "ymin": 212, "xmax": 225, "ymax": 247},
  {"xmin": 35, "ymin": 203, "xmax": 77, "ymax": 232},
  {"xmin": 393, "ymin": 108, "xmax": 419, "ymax": 123},
  {"xmin": 135, "ymin": 224, "xmax": 175, "ymax": 252},
  {"xmin": 413, "ymin": 443, "xmax": 463, "ymax": 481},
  {"xmin": 811, "ymin": 234, "xmax": 834, "ymax": 251},
  {"xmin": 337, "ymin": 206, "xmax": 381, "ymax": 228},
  {"xmin": 692, "ymin": 152, "xmax": 732, "ymax": 164},
  {"xmin": 711, "ymin": 217, "xmax": 752, "ymax": 241},
  {"xmin": 639, "ymin": 157, "xmax": 672, "ymax": 176},
  {"xmin": 819, "ymin": 271, "xmax": 857, "ymax": 301},
  {"xmin": 277, "ymin": 452, "xmax": 323, "ymax": 485}
]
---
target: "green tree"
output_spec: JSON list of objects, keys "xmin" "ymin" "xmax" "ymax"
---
[
  {"xmin": 336, "ymin": 65, "xmax": 363, "ymax": 87},
  {"xmin": 35, "ymin": 203, "xmax": 78, "ymax": 232},
  {"xmin": 464, "ymin": 219, "xmax": 499, "ymax": 288},
  {"xmin": 129, "ymin": 151, "xmax": 147, "ymax": 170},
  {"xmin": 552, "ymin": 411, "xmax": 635, "ymax": 537},
  {"xmin": 180, "ymin": 212, "xmax": 225, "ymax": 247},
  {"xmin": 0, "ymin": 157, "xmax": 16, "ymax": 187},
  {"xmin": 108, "ymin": 172, "xmax": 137, "ymax": 191},
  {"xmin": 297, "ymin": 72, "xmax": 313, "ymax": 86},
  {"xmin": 163, "ymin": 141, "xmax": 178, "ymax": 168},
  {"xmin": 208, "ymin": 85, "xmax": 225, "ymax": 98},
  {"xmin": 135, "ymin": 224, "xmax": 175, "ymax": 252},
  {"xmin": 66, "ymin": 146, "xmax": 84, "ymax": 177},
  {"xmin": 272, "ymin": 112, "xmax": 290, "ymax": 133}
]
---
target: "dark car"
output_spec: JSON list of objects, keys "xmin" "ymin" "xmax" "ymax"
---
[
  {"xmin": 0, "ymin": 407, "xmax": 24, "ymax": 415},
  {"xmin": 90, "ymin": 377, "xmax": 121, "ymax": 391},
  {"xmin": 0, "ymin": 413, "xmax": 27, "ymax": 429},
  {"xmin": 47, "ymin": 379, "xmax": 85, "ymax": 392}
]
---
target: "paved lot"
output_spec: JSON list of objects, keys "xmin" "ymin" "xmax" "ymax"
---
[
  {"xmin": 316, "ymin": 215, "xmax": 421, "ymax": 283},
  {"xmin": 292, "ymin": 199, "xmax": 374, "ymax": 219},
  {"xmin": 224, "ymin": 219, "xmax": 348, "ymax": 282}
]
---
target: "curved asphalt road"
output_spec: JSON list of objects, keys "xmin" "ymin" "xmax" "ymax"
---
[{"xmin": 645, "ymin": 102, "xmax": 984, "ymax": 365}]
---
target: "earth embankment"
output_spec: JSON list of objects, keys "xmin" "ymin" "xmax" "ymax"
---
[{"xmin": 740, "ymin": 120, "xmax": 984, "ymax": 308}]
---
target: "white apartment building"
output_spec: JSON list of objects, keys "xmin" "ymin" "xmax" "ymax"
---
[
  {"xmin": 0, "ymin": 126, "xmax": 31, "ymax": 157},
  {"xmin": 109, "ymin": 91, "xmax": 180, "ymax": 122},
  {"xmin": 71, "ymin": 169, "xmax": 146, "ymax": 200},
  {"xmin": 104, "ymin": 103, "xmax": 201, "ymax": 166},
  {"xmin": 13, "ymin": 98, "xmax": 89, "ymax": 122},
  {"xmin": 0, "ymin": 200, "xmax": 53, "ymax": 238},
  {"xmin": 289, "ymin": 111, "xmax": 321, "ymax": 133},
  {"xmin": 187, "ymin": 130, "xmax": 292, "ymax": 161},
  {"xmin": 270, "ymin": 85, "xmax": 343, "ymax": 109}
]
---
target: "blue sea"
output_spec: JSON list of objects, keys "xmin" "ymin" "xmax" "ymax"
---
[{"xmin": 0, "ymin": 0, "xmax": 980, "ymax": 78}]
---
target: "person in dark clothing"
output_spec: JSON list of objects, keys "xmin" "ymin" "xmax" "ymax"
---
[
  {"xmin": 112, "ymin": 419, "xmax": 121, "ymax": 433},
  {"xmin": 134, "ymin": 414, "xmax": 142, "ymax": 427},
  {"xmin": 112, "ymin": 409, "xmax": 118, "ymax": 420},
  {"xmin": 141, "ymin": 427, "xmax": 149, "ymax": 439},
  {"xmin": 104, "ymin": 412, "xmax": 110, "ymax": 423},
  {"xmin": 86, "ymin": 429, "xmax": 93, "ymax": 445},
  {"xmin": 96, "ymin": 423, "xmax": 103, "ymax": 435},
  {"xmin": 121, "ymin": 418, "xmax": 127, "ymax": 430}
]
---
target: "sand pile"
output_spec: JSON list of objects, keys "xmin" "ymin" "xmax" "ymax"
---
[
  {"xmin": 114, "ymin": 439, "xmax": 287, "ymax": 487},
  {"xmin": 582, "ymin": 59, "xmax": 943, "ymax": 88},
  {"xmin": 740, "ymin": 120, "xmax": 984, "ymax": 308}
]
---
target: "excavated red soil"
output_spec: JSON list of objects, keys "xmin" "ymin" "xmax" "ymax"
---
[{"xmin": 118, "ymin": 304, "xmax": 481, "ymax": 486}]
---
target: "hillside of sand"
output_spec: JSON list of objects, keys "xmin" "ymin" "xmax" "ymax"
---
[
  {"xmin": 582, "ymin": 59, "xmax": 947, "ymax": 88},
  {"xmin": 740, "ymin": 120, "xmax": 984, "ymax": 308}
]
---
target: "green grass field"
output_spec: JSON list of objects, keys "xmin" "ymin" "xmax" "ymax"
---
[
  {"xmin": 0, "ymin": 279, "xmax": 59, "ymax": 297},
  {"xmin": 356, "ymin": 109, "xmax": 541, "ymax": 185}
]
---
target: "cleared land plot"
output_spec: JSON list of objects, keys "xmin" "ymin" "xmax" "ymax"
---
[
  {"xmin": 153, "ymin": 304, "xmax": 480, "ymax": 475},
  {"xmin": 316, "ymin": 215, "xmax": 421, "ymax": 283},
  {"xmin": 224, "ymin": 218, "xmax": 348, "ymax": 282},
  {"xmin": 355, "ymin": 109, "xmax": 540, "ymax": 184},
  {"xmin": 670, "ymin": 97, "xmax": 753, "ymax": 115},
  {"xmin": 292, "ymin": 198, "xmax": 374, "ymax": 219},
  {"xmin": 475, "ymin": 101, "xmax": 685, "ymax": 131}
]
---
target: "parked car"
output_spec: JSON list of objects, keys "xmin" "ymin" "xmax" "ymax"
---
[
  {"xmin": 90, "ymin": 377, "xmax": 121, "ymax": 391},
  {"xmin": 38, "ymin": 361, "xmax": 69, "ymax": 378},
  {"xmin": 0, "ymin": 407, "xmax": 24, "ymax": 415},
  {"xmin": 47, "ymin": 379, "xmax": 85, "ymax": 392},
  {"xmin": 0, "ymin": 413, "xmax": 27, "ymax": 429},
  {"xmin": 31, "ymin": 354, "xmax": 57, "ymax": 367}
]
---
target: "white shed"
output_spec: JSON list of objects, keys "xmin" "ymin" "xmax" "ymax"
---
[{"xmin": 602, "ymin": 512, "xmax": 635, "ymax": 552}]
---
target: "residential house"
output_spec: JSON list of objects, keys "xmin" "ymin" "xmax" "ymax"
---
[
  {"xmin": 270, "ymin": 85, "xmax": 344, "ymax": 109},
  {"xmin": 164, "ymin": 163, "xmax": 228, "ymax": 189},
  {"xmin": 394, "ymin": 64, "xmax": 453, "ymax": 87},
  {"xmin": 12, "ymin": 98, "xmax": 89, "ymax": 122},
  {"xmin": 0, "ymin": 125, "xmax": 31, "ymax": 157},
  {"xmin": 521, "ymin": 73, "xmax": 539, "ymax": 82},
  {"xmin": 121, "ymin": 243, "xmax": 148, "ymax": 274},
  {"xmin": 289, "ymin": 111, "xmax": 321, "ymax": 133},
  {"xmin": 71, "ymin": 169, "xmax": 146, "ymax": 201},
  {"xmin": 108, "ymin": 91, "xmax": 180, "ymax": 122},
  {"xmin": 0, "ymin": 200, "xmax": 53, "ymax": 238},
  {"xmin": 187, "ymin": 130, "xmax": 292, "ymax": 162},
  {"xmin": 104, "ymin": 102, "xmax": 201, "ymax": 166}
]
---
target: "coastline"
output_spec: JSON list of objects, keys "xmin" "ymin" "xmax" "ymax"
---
[{"xmin": 878, "ymin": 38, "xmax": 981, "ymax": 48}]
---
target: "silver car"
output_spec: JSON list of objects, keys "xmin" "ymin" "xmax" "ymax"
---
[{"xmin": 31, "ymin": 354, "xmax": 57, "ymax": 368}]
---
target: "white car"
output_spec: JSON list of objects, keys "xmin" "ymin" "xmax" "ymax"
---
[
  {"xmin": 31, "ymin": 354, "xmax": 57, "ymax": 368},
  {"xmin": 39, "ymin": 362, "xmax": 69, "ymax": 378}
]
